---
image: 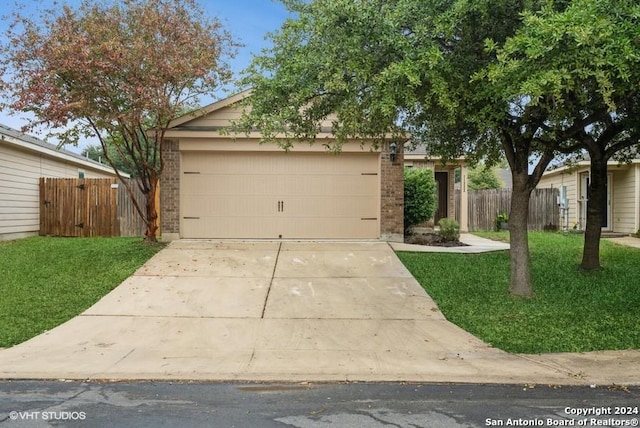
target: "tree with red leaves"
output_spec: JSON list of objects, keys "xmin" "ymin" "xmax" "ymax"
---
[{"xmin": 1, "ymin": 0, "xmax": 238, "ymax": 242}]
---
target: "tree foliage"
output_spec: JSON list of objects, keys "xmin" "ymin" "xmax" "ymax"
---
[
  {"xmin": 0, "ymin": 0, "xmax": 238, "ymax": 242},
  {"xmin": 81, "ymin": 142, "xmax": 140, "ymax": 177},
  {"xmin": 238, "ymin": 0, "xmax": 550, "ymax": 297},
  {"xmin": 468, "ymin": 165, "xmax": 503, "ymax": 190},
  {"xmin": 487, "ymin": 0, "xmax": 640, "ymax": 270},
  {"xmin": 238, "ymin": 0, "xmax": 640, "ymax": 296},
  {"xmin": 403, "ymin": 167, "xmax": 436, "ymax": 233}
]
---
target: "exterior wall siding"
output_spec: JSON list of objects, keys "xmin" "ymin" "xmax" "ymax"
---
[
  {"xmin": 183, "ymin": 105, "xmax": 244, "ymax": 128},
  {"xmin": 611, "ymin": 167, "xmax": 636, "ymax": 233},
  {"xmin": 0, "ymin": 142, "xmax": 116, "ymax": 241},
  {"xmin": 538, "ymin": 169, "xmax": 579, "ymax": 228},
  {"xmin": 540, "ymin": 164, "xmax": 640, "ymax": 233},
  {"xmin": 636, "ymin": 165, "xmax": 640, "ymax": 234},
  {"xmin": 186, "ymin": 105, "xmax": 340, "ymax": 133}
]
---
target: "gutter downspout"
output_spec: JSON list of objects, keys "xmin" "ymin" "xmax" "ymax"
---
[{"xmin": 635, "ymin": 164, "xmax": 640, "ymax": 234}]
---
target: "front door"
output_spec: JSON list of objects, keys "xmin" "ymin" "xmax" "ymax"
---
[
  {"xmin": 434, "ymin": 172, "xmax": 449, "ymax": 224},
  {"xmin": 579, "ymin": 172, "xmax": 612, "ymax": 230}
]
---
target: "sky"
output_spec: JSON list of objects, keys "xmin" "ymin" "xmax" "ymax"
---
[{"xmin": 0, "ymin": 0, "xmax": 292, "ymax": 153}]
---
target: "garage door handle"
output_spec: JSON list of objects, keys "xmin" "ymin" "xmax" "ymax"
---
[{"xmin": 277, "ymin": 201, "xmax": 284, "ymax": 212}]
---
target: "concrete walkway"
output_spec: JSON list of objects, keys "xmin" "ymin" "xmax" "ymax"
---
[
  {"xmin": 390, "ymin": 233, "xmax": 510, "ymax": 253},
  {"xmin": 0, "ymin": 240, "xmax": 638, "ymax": 385},
  {"xmin": 605, "ymin": 235, "xmax": 640, "ymax": 249}
]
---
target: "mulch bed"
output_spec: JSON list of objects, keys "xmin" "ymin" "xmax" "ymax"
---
[{"xmin": 404, "ymin": 231, "xmax": 469, "ymax": 247}]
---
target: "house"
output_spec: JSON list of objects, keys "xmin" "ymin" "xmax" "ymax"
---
[
  {"xmin": 160, "ymin": 91, "xmax": 406, "ymax": 241},
  {"xmin": 0, "ymin": 124, "xmax": 120, "ymax": 241},
  {"xmin": 403, "ymin": 146, "xmax": 469, "ymax": 232},
  {"xmin": 537, "ymin": 159, "xmax": 640, "ymax": 234}
]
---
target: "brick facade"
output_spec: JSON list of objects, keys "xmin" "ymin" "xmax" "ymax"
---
[
  {"xmin": 380, "ymin": 141, "xmax": 404, "ymax": 241},
  {"xmin": 160, "ymin": 139, "xmax": 180, "ymax": 240}
]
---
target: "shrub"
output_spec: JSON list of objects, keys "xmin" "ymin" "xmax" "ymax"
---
[
  {"xmin": 404, "ymin": 167, "xmax": 436, "ymax": 233},
  {"xmin": 438, "ymin": 218, "xmax": 460, "ymax": 241},
  {"xmin": 495, "ymin": 212, "xmax": 509, "ymax": 231}
]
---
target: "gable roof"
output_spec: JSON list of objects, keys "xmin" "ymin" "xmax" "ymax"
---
[
  {"xmin": 403, "ymin": 143, "xmax": 466, "ymax": 164},
  {"xmin": 543, "ymin": 158, "xmax": 640, "ymax": 177},
  {"xmin": 165, "ymin": 90, "xmax": 406, "ymax": 143},
  {"xmin": 164, "ymin": 90, "xmax": 344, "ymax": 140},
  {"xmin": 0, "ymin": 123, "xmax": 124, "ymax": 177},
  {"xmin": 167, "ymin": 90, "xmax": 252, "ymax": 130}
]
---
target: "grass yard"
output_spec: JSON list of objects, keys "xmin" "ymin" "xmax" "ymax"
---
[
  {"xmin": 0, "ymin": 237, "xmax": 162, "ymax": 348},
  {"xmin": 397, "ymin": 231, "xmax": 640, "ymax": 354}
]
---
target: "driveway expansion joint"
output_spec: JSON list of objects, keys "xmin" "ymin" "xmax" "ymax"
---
[{"xmin": 261, "ymin": 241, "xmax": 282, "ymax": 319}]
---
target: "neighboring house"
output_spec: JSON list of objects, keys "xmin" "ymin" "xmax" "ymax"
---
[
  {"xmin": 160, "ymin": 91, "xmax": 405, "ymax": 241},
  {"xmin": 538, "ymin": 159, "xmax": 640, "ymax": 234},
  {"xmin": 0, "ymin": 124, "xmax": 120, "ymax": 241},
  {"xmin": 403, "ymin": 146, "xmax": 469, "ymax": 232}
]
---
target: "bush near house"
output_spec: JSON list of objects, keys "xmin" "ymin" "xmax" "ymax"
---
[
  {"xmin": 438, "ymin": 218, "xmax": 460, "ymax": 241},
  {"xmin": 404, "ymin": 167, "xmax": 436, "ymax": 233}
]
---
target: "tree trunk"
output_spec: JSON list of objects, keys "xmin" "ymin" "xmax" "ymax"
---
[
  {"xmin": 144, "ymin": 176, "xmax": 159, "ymax": 243},
  {"xmin": 581, "ymin": 155, "xmax": 607, "ymax": 271},
  {"xmin": 508, "ymin": 172, "xmax": 534, "ymax": 298}
]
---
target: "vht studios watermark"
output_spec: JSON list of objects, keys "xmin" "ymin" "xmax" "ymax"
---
[
  {"xmin": 485, "ymin": 406, "xmax": 639, "ymax": 427},
  {"xmin": 9, "ymin": 410, "xmax": 86, "ymax": 421}
]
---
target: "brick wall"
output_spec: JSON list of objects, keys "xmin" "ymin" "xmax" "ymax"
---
[
  {"xmin": 160, "ymin": 139, "xmax": 180, "ymax": 239},
  {"xmin": 447, "ymin": 168, "xmax": 456, "ymax": 219},
  {"xmin": 380, "ymin": 141, "xmax": 404, "ymax": 241}
]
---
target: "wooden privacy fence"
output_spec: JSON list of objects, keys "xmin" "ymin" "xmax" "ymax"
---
[
  {"xmin": 39, "ymin": 178, "xmax": 149, "ymax": 237},
  {"xmin": 456, "ymin": 188, "xmax": 560, "ymax": 231}
]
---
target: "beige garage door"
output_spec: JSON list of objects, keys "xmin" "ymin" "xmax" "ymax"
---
[{"xmin": 181, "ymin": 151, "xmax": 380, "ymax": 239}]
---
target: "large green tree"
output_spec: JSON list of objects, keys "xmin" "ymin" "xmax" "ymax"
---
[
  {"xmin": 238, "ymin": 0, "xmax": 640, "ymax": 296},
  {"xmin": 237, "ymin": 0, "xmax": 566, "ymax": 297},
  {"xmin": 488, "ymin": 0, "xmax": 640, "ymax": 270},
  {"xmin": 1, "ymin": 0, "xmax": 238, "ymax": 242}
]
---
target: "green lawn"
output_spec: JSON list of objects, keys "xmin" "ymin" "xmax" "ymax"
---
[
  {"xmin": 397, "ymin": 231, "xmax": 640, "ymax": 354},
  {"xmin": 0, "ymin": 237, "xmax": 162, "ymax": 348}
]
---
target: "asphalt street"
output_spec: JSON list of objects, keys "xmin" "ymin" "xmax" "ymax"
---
[{"xmin": 0, "ymin": 381, "xmax": 638, "ymax": 427}]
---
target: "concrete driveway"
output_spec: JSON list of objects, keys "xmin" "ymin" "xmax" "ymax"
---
[{"xmin": 0, "ymin": 240, "xmax": 637, "ymax": 384}]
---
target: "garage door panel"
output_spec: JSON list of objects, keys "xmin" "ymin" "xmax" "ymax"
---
[
  {"xmin": 281, "ymin": 218, "xmax": 378, "ymax": 239},
  {"xmin": 182, "ymin": 174, "xmax": 280, "ymax": 197},
  {"xmin": 181, "ymin": 151, "xmax": 380, "ymax": 239},
  {"xmin": 282, "ymin": 196, "xmax": 377, "ymax": 218},
  {"xmin": 183, "ymin": 152, "xmax": 282, "ymax": 174},
  {"xmin": 183, "ymin": 216, "xmax": 285, "ymax": 239},
  {"xmin": 183, "ymin": 195, "xmax": 278, "ymax": 218},
  {"xmin": 282, "ymin": 175, "xmax": 377, "ymax": 196}
]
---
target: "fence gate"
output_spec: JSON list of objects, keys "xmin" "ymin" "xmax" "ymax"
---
[{"xmin": 40, "ymin": 178, "xmax": 119, "ymax": 237}]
